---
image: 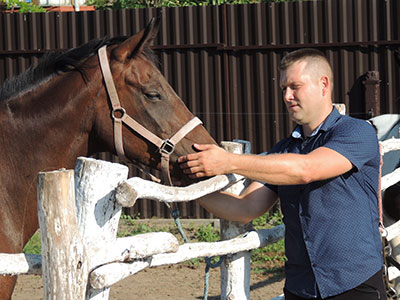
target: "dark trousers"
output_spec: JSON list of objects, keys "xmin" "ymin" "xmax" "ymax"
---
[{"xmin": 284, "ymin": 269, "xmax": 387, "ymax": 300}]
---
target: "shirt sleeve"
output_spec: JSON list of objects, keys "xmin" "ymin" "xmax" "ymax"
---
[{"xmin": 322, "ymin": 118, "xmax": 379, "ymax": 171}]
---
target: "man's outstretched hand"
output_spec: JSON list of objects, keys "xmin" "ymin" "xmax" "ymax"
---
[{"xmin": 178, "ymin": 144, "xmax": 231, "ymax": 178}]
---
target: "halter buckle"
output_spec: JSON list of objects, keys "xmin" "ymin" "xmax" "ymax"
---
[
  {"xmin": 111, "ymin": 107, "xmax": 126, "ymax": 121},
  {"xmin": 160, "ymin": 139, "xmax": 175, "ymax": 155}
]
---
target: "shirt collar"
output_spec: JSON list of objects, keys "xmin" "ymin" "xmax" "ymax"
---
[{"xmin": 291, "ymin": 106, "xmax": 341, "ymax": 140}]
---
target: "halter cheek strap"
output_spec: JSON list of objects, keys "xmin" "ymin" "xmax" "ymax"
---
[{"xmin": 98, "ymin": 45, "xmax": 202, "ymax": 185}]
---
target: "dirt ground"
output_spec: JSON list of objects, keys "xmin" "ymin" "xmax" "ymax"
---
[{"xmin": 13, "ymin": 264, "xmax": 285, "ymax": 300}]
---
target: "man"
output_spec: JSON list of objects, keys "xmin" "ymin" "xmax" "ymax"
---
[{"xmin": 178, "ymin": 49, "xmax": 386, "ymax": 300}]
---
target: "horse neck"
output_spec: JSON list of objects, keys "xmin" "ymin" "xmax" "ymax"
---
[
  {"xmin": 0, "ymin": 68, "xmax": 104, "ymax": 252},
  {"xmin": 4, "ymin": 70, "xmax": 102, "ymax": 171}
]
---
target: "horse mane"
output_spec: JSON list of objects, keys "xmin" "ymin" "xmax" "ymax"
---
[{"xmin": 0, "ymin": 35, "xmax": 158, "ymax": 102}]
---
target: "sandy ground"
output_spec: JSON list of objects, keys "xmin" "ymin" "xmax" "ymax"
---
[{"xmin": 12, "ymin": 263, "xmax": 285, "ymax": 300}]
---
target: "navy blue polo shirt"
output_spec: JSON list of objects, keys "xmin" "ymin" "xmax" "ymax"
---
[{"xmin": 264, "ymin": 108, "xmax": 383, "ymax": 299}]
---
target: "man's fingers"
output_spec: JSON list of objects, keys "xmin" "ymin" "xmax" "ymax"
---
[
  {"xmin": 180, "ymin": 160, "xmax": 199, "ymax": 169},
  {"xmin": 187, "ymin": 171, "xmax": 206, "ymax": 179},
  {"xmin": 182, "ymin": 165, "xmax": 203, "ymax": 175},
  {"xmin": 177, "ymin": 155, "xmax": 187, "ymax": 163},
  {"xmin": 193, "ymin": 143, "xmax": 217, "ymax": 151},
  {"xmin": 178, "ymin": 153, "xmax": 198, "ymax": 164},
  {"xmin": 178, "ymin": 144, "xmax": 220, "ymax": 178},
  {"xmin": 178, "ymin": 144, "xmax": 218, "ymax": 163}
]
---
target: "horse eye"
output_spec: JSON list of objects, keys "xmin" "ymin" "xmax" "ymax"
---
[{"xmin": 144, "ymin": 92, "xmax": 162, "ymax": 101}]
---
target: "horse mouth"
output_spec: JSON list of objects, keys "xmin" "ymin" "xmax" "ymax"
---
[{"xmin": 170, "ymin": 164, "xmax": 203, "ymax": 187}]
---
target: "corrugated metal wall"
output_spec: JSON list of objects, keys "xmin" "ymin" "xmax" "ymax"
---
[{"xmin": 1, "ymin": 0, "xmax": 400, "ymax": 218}]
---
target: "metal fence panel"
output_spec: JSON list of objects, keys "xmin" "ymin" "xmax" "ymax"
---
[{"xmin": 1, "ymin": 0, "xmax": 399, "ymax": 218}]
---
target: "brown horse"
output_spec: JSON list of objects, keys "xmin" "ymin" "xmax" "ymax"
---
[{"xmin": 0, "ymin": 17, "xmax": 215, "ymax": 299}]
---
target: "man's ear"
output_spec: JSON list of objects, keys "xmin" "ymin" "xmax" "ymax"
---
[{"xmin": 321, "ymin": 75, "xmax": 330, "ymax": 96}]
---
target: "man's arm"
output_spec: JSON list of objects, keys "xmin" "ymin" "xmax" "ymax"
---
[
  {"xmin": 198, "ymin": 181, "xmax": 278, "ymax": 224},
  {"xmin": 178, "ymin": 144, "xmax": 353, "ymax": 185}
]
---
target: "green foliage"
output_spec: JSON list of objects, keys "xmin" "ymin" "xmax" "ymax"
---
[
  {"xmin": 87, "ymin": 0, "xmax": 301, "ymax": 10},
  {"xmin": 23, "ymin": 231, "xmax": 41, "ymax": 254},
  {"xmin": 251, "ymin": 210, "xmax": 286, "ymax": 275},
  {"xmin": 1, "ymin": 0, "xmax": 46, "ymax": 12},
  {"xmin": 0, "ymin": 0, "xmax": 301, "ymax": 12},
  {"xmin": 120, "ymin": 211, "xmax": 137, "ymax": 223},
  {"xmin": 254, "ymin": 209, "xmax": 283, "ymax": 229},
  {"xmin": 118, "ymin": 218, "xmax": 158, "ymax": 237},
  {"xmin": 120, "ymin": 222, "xmax": 155, "ymax": 236},
  {"xmin": 194, "ymin": 223, "xmax": 220, "ymax": 242}
]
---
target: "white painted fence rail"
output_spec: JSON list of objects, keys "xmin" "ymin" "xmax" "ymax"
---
[
  {"xmin": 0, "ymin": 253, "xmax": 41, "ymax": 275},
  {"xmin": 115, "ymin": 173, "xmax": 243, "ymax": 207},
  {"xmin": 89, "ymin": 225, "xmax": 285, "ymax": 289}
]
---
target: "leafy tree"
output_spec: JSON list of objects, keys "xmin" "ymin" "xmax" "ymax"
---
[
  {"xmin": 1, "ymin": 0, "xmax": 46, "ymax": 12},
  {"xmin": 88, "ymin": 0, "xmax": 298, "ymax": 9}
]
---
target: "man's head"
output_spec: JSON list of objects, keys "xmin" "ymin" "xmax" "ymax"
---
[
  {"xmin": 279, "ymin": 49, "xmax": 334, "ymax": 136},
  {"xmin": 280, "ymin": 48, "xmax": 334, "ymax": 92}
]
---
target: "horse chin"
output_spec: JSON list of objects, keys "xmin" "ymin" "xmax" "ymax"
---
[
  {"xmin": 169, "ymin": 166, "xmax": 202, "ymax": 187},
  {"xmin": 170, "ymin": 174, "xmax": 195, "ymax": 187},
  {"xmin": 131, "ymin": 158, "xmax": 201, "ymax": 187}
]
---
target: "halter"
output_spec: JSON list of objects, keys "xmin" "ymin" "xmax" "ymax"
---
[{"xmin": 98, "ymin": 45, "xmax": 202, "ymax": 185}]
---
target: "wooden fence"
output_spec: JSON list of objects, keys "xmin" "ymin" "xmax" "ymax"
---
[
  {"xmin": 0, "ymin": 143, "xmax": 286, "ymax": 299},
  {"xmin": 2, "ymin": 133, "xmax": 400, "ymax": 299}
]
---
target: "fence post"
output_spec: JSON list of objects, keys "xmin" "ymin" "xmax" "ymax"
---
[
  {"xmin": 74, "ymin": 157, "xmax": 129, "ymax": 300},
  {"xmin": 363, "ymin": 71, "xmax": 381, "ymax": 119},
  {"xmin": 37, "ymin": 169, "xmax": 88, "ymax": 300},
  {"xmin": 219, "ymin": 140, "xmax": 252, "ymax": 300}
]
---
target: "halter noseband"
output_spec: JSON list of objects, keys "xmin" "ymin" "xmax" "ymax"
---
[{"xmin": 98, "ymin": 45, "xmax": 202, "ymax": 185}]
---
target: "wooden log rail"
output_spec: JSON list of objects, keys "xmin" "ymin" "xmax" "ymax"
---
[
  {"xmin": 89, "ymin": 225, "xmax": 285, "ymax": 289},
  {"xmin": 115, "ymin": 173, "xmax": 243, "ymax": 207}
]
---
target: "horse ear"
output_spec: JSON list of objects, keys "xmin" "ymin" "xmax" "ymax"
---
[{"xmin": 112, "ymin": 16, "xmax": 160, "ymax": 62}]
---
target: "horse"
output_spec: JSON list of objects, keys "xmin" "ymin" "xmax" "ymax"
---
[{"xmin": 0, "ymin": 17, "xmax": 215, "ymax": 299}]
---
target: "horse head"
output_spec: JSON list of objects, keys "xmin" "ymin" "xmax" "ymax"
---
[{"xmin": 91, "ymin": 17, "xmax": 216, "ymax": 185}]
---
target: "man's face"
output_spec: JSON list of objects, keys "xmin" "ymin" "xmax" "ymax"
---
[{"xmin": 279, "ymin": 60, "xmax": 324, "ymax": 127}]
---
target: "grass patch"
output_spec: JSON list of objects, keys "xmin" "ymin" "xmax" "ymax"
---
[
  {"xmin": 23, "ymin": 231, "xmax": 41, "ymax": 254},
  {"xmin": 251, "ymin": 210, "xmax": 286, "ymax": 276},
  {"xmin": 194, "ymin": 223, "xmax": 220, "ymax": 243}
]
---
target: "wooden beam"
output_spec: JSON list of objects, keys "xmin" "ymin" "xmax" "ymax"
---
[
  {"xmin": 38, "ymin": 169, "xmax": 88, "ymax": 300},
  {"xmin": 115, "ymin": 173, "xmax": 243, "ymax": 207}
]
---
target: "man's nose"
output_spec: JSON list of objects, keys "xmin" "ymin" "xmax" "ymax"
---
[{"xmin": 283, "ymin": 88, "xmax": 294, "ymax": 102}]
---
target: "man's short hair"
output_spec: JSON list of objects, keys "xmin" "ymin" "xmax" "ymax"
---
[{"xmin": 280, "ymin": 48, "xmax": 334, "ymax": 89}]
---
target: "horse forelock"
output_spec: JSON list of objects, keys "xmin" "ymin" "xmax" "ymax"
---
[
  {"xmin": 0, "ymin": 36, "xmax": 131, "ymax": 102},
  {"xmin": 140, "ymin": 46, "xmax": 160, "ymax": 69}
]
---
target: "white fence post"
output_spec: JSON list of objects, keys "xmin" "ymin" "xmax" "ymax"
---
[
  {"xmin": 37, "ymin": 169, "xmax": 88, "ymax": 300},
  {"xmin": 74, "ymin": 157, "xmax": 129, "ymax": 300},
  {"xmin": 220, "ymin": 141, "xmax": 252, "ymax": 300}
]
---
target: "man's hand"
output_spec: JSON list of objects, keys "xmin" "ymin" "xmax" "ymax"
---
[{"xmin": 178, "ymin": 144, "xmax": 232, "ymax": 178}]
